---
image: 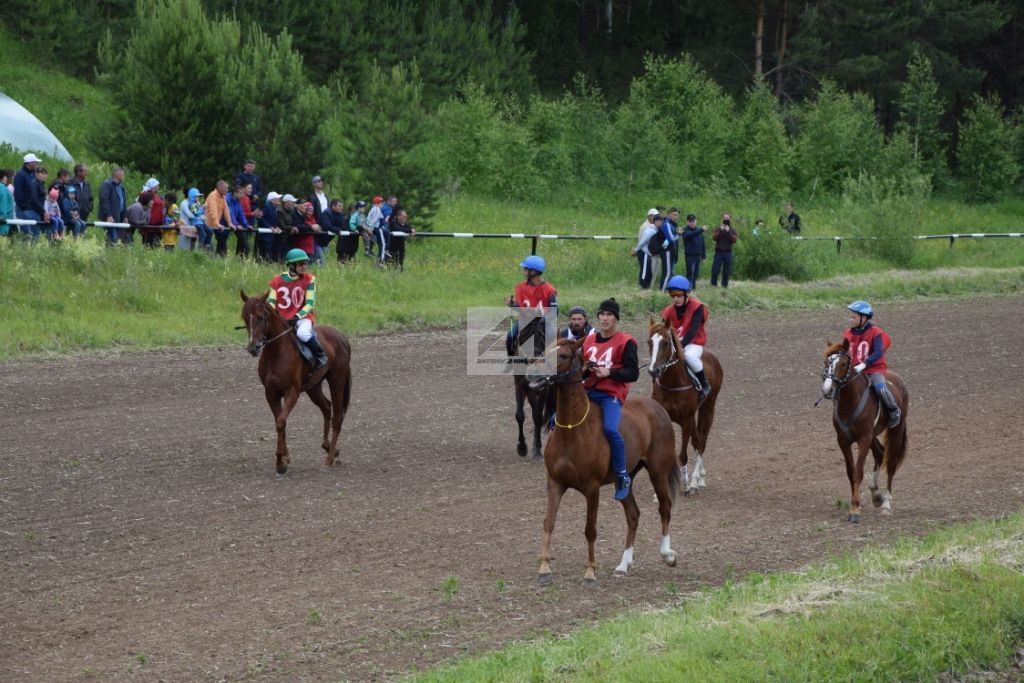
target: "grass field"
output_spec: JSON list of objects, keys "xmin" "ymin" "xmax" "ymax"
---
[{"xmin": 411, "ymin": 514, "xmax": 1024, "ymax": 682}]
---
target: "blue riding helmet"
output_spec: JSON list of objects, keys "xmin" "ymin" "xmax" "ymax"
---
[
  {"xmin": 520, "ymin": 255, "xmax": 546, "ymax": 273},
  {"xmin": 847, "ymin": 300, "xmax": 874, "ymax": 318},
  {"xmin": 666, "ymin": 275, "xmax": 692, "ymax": 292}
]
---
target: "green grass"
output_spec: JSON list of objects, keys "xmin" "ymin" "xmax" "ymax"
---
[{"xmin": 410, "ymin": 514, "xmax": 1024, "ymax": 682}]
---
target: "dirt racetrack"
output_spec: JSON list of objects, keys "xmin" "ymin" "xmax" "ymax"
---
[{"xmin": 2, "ymin": 296, "xmax": 1023, "ymax": 682}]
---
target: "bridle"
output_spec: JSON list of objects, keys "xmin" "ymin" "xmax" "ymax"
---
[
  {"xmin": 241, "ymin": 309, "xmax": 293, "ymax": 355},
  {"xmin": 649, "ymin": 329, "xmax": 691, "ymax": 392},
  {"xmin": 527, "ymin": 348, "xmax": 592, "ymax": 429},
  {"xmin": 821, "ymin": 350, "xmax": 855, "ymax": 396},
  {"xmin": 820, "ymin": 349, "xmax": 878, "ymax": 437}
]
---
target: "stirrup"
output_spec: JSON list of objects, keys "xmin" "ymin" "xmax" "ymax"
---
[
  {"xmin": 886, "ymin": 410, "xmax": 901, "ymax": 429},
  {"xmin": 614, "ymin": 474, "xmax": 631, "ymax": 501}
]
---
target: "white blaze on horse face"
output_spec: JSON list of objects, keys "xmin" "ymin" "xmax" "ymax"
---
[
  {"xmin": 614, "ymin": 546, "xmax": 634, "ymax": 575},
  {"xmin": 649, "ymin": 334, "xmax": 662, "ymax": 372},
  {"xmin": 822, "ymin": 377, "xmax": 833, "ymax": 395}
]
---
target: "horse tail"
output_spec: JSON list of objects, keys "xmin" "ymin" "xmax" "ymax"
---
[
  {"xmin": 341, "ymin": 360, "xmax": 352, "ymax": 416},
  {"xmin": 667, "ymin": 455, "xmax": 682, "ymax": 505},
  {"xmin": 880, "ymin": 384, "xmax": 909, "ymax": 485}
]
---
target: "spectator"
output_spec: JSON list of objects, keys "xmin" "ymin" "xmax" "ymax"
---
[
  {"xmin": 256, "ymin": 191, "xmax": 282, "ymax": 262},
  {"xmin": 98, "ymin": 167, "xmax": 128, "ymax": 244},
  {"xmin": 234, "ymin": 159, "xmax": 263, "ymax": 206},
  {"xmin": 125, "ymin": 191, "xmax": 154, "ymax": 244},
  {"xmin": 560, "ymin": 305, "xmax": 593, "ymax": 341},
  {"xmin": 204, "ymin": 180, "xmax": 235, "ymax": 256},
  {"xmin": 55, "ymin": 168, "xmax": 71, "ymax": 197},
  {"xmin": 710, "ymin": 212, "xmax": 738, "ymax": 288},
  {"xmin": 44, "ymin": 187, "xmax": 66, "ymax": 241},
  {"xmin": 367, "ymin": 195, "xmax": 390, "ymax": 267},
  {"xmin": 60, "ymin": 185, "xmax": 86, "ymax": 237},
  {"xmin": 320, "ymin": 199, "xmax": 353, "ymax": 262},
  {"xmin": 141, "ymin": 178, "xmax": 164, "ymax": 248},
  {"xmin": 388, "ymin": 209, "xmax": 415, "ymax": 270},
  {"xmin": 13, "ymin": 153, "xmax": 45, "ymax": 239},
  {"xmin": 382, "ymin": 193, "xmax": 397, "ymax": 226},
  {"xmin": 348, "ymin": 200, "xmax": 371, "ymax": 256},
  {"xmin": 180, "ymin": 188, "xmax": 206, "ymax": 251},
  {"xmin": 681, "ymin": 213, "xmax": 707, "ymax": 288},
  {"xmin": 658, "ymin": 207, "xmax": 682, "ymax": 291},
  {"xmin": 68, "ymin": 164, "xmax": 93, "ymax": 222},
  {"xmin": 162, "ymin": 192, "xmax": 180, "ymax": 252},
  {"xmin": 34, "ymin": 166, "xmax": 54, "ymax": 240},
  {"xmin": 295, "ymin": 200, "xmax": 320, "ymax": 261},
  {"xmin": 237, "ymin": 182, "xmax": 260, "ymax": 258},
  {"xmin": 308, "ymin": 175, "xmax": 329, "ymax": 218},
  {"xmin": 0, "ymin": 169, "xmax": 14, "ymax": 235},
  {"xmin": 226, "ymin": 184, "xmax": 251, "ymax": 258},
  {"xmin": 780, "ymin": 202, "xmax": 801, "ymax": 234},
  {"xmin": 277, "ymin": 194, "xmax": 300, "ymax": 256},
  {"xmin": 630, "ymin": 209, "xmax": 660, "ymax": 289}
]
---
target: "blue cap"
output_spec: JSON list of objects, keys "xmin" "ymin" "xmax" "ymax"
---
[
  {"xmin": 187, "ymin": 187, "xmax": 200, "ymax": 200},
  {"xmin": 520, "ymin": 255, "xmax": 546, "ymax": 273},
  {"xmin": 667, "ymin": 275, "xmax": 691, "ymax": 292}
]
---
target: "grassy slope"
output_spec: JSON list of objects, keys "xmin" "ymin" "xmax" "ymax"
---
[{"xmin": 411, "ymin": 515, "xmax": 1024, "ymax": 682}]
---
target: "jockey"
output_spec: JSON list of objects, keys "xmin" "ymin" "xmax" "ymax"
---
[
  {"xmin": 661, "ymin": 275, "xmax": 711, "ymax": 400},
  {"xmin": 582, "ymin": 298, "xmax": 639, "ymax": 501},
  {"xmin": 843, "ymin": 300, "xmax": 901, "ymax": 428},
  {"xmin": 560, "ymin": 305, "xmax": 593, "ymax": 341},
  {"xmin": 267, "ymin": 249, "xmax": 328, "ymax": 368},
  {"xmin": 506, "ymin": 255, "xmax": 557, "ymax": 360}
]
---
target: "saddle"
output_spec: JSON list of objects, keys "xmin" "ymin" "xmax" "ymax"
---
[
  {"xmin": 290, "ymin": 334, "xmax": 317, "ymax": 367},
  {"xmin": 685, "ymin": 366, "xmax": 703, "ymax": 392}
]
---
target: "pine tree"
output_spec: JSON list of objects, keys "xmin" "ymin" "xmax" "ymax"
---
[
  {"xmin": 956, "ymin": 95, "xmax": 1019, "ymax": 201},
  {"xmin": 897, "ymin": 47, "xmax": 949, "ymax": 189},
  {"xmin": 736, "ymin": 78, "xmax": 790, "ymax": 198}
]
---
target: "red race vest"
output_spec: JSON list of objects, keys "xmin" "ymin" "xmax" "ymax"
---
[
  {"xmin": 660, "ymin": 296, "xmax": 708, "ymax": 346},
  {"xmin": 268, "ymin": 272, "xmax": 316, "ymax": 322},
  {"xmin": 513, "ymin": 281, "xmax": 557, "ymax": 315},
  {"xmin": 843, "ymin": 324, "xmax": 890, "ymax": 374},
  {"xmin": 582, "ymin": 330, "xmax": 635, "ymax": 402}
]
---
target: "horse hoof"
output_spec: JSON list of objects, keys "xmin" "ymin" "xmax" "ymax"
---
[
  {"xmin": 613, "ymin": 569, "xmax": 628, "ymax": 578},
  {"xmin": 847, "ymin": 513, "xmax": 861, "ymax": 523},
  {"xmin": 276, "ymin": 466, "xmax": 288, "ymax": 475},
  {"xmin": 538, "ymin": 573, "xmax": 553, "ymax": 586},
  {"xmin": 531, "ymin": 453, "xmax": 543, "ymax": 461},
  {"xmin": 662, "ymin": 552, "xmax": 677, "ymax": 567},
  {"xmin": 880, "ymin": 508, "xmax": 892, "ymax": 516},
  {"xmin": 582, "ymin": 577, "xmax": 598, "ymax": 587}
]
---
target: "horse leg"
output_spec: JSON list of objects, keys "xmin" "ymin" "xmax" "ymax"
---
[
  {"xmin": 538, "ymin": 478, "xmax": 565, "ymax": 585},
  {"xmin": 324, "ymin": 370, "xmax": 350, "ymax": 467},
  {"xmin": 650, "ymin": 469, "xmax": 677, "ymax": 567},
  {"xmin": 692, "ymin": 393, "xmax": 717, "ymax": 490},
  {"xmin": 583, "ymin": 491, "xmax": 601, "ymax": 585},
  {"xmin": 682, "ymin": 416, "xmax": 700, "ymax": 496},
  {"xmin": 613, "ymin": 492, "xmax": 641, "ymax": 577},
  {"xmin": 515, "ymin": 382, "xmax": 528, "ymax": 457},
  {"xmin": 846, "ymin": 436, "xmax": 872, "ymax": 523},
  {"xmin": 306, "ymin": 383, "xmax": 333, "ymax": 465},
  {"xmin": 869, "ymin": 437, "xmax": 885, "ymax": 507},
  {"xmin": 273, "ymin": 388, "xmax": 302, "ymax": 475},
  {"xmin": 529, "ymin": 392, "xmax": 544, "ymax": 459}
]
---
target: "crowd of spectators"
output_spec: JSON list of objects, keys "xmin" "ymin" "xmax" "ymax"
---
[{"xmin": 2, "ymin": 155, "xmax": 416, "ymax": 269}]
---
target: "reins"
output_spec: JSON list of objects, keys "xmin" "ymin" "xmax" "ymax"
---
[
  {"xmin": 649, "ymin": 331, "xmax": 692, "ymax": 392},
  {"xmin": 822, "ymin": 351, "xmax": 879, "ymax": 439},
  {"xmin": 243, "ymin": 312, "xmax": 294, "ymax": 354}
]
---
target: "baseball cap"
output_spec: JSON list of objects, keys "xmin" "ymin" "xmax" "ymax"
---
[
  {"xmin": 66, "ymin": 185, "xmax": 77, "ymax": 193},
  {"xmin": 373, "ymin": 195, "xmax": 383, "ymax": 204},
  {"xmin": 355, "ymin": 200, "xmax": 367, "ymax": 208},
  {"xmin": 282, "ymin": 194, "xmax": 297, "ymax": 202},
  {"xmin": 686, "ymin": 213, "xmax": 696, "ymax": 220},
  {"xmin": 266, "ymin": 191, "xmax": 282, "ymax": 201},
  {"xmin": 568, "ymin": 306, "xmax": 587, "ymax": 317},
  {"xmin": 23, "ymin": 153, "xmax": 41, "ymax": 163},
  {"xmin": 312, "ymin": 175, "xmax": 322, "ymax": 183},
  {"xmin": 647, "ymin": 207, "xmax": 659, "ymax": 216}
]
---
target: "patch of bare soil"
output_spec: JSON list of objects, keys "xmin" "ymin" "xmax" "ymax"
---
[{"xmin": 1, "ymin": 297, "xmax": 1022, "ymax": 681}]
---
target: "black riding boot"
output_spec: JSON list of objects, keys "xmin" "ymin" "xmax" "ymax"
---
[
  {"xmin": 876, "ymin": 384, "xmax": 901, "ymax": 428},
  {"xmin": 694, "ymin": 369, "xmax": 711, "ymax": 400},
  {"xmin": 305, "ymin": 334, "xmax": 328, "ymax": 369}
]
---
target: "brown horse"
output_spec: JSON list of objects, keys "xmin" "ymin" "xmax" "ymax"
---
[
  {"xmin": 530, "ymin": 337, "xmax": 681, "ymax": 585},
  {"xmin": 646, "ymin": 319, "xmax": 723, "ymax": 495},
  {"xmin": 239, "ymin": 290, "xmax": 352, "ymax": 474},
  {"xmin": 821, "ymin": 339, "xmax": 909, "ymax": 522},
  {"xmin": 511, "ymin": 321, "xmax": 554, "ymax": 459}
]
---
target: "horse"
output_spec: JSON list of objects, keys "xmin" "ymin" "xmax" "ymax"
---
[
  {"xmin": 511, "ymin": 319, "xmax": 554, "ymax": 459},
  {"xmin": 820, "ymin": 339, "xmax": 909, "ymax": 522},
  {"xmin": 239, "ymin": 290, "xmax": 353, "ymax": 474},
  {"xmin": 646, "ymin": 319, "xmax": 723, "ymax": 495},
  {"xmin": 529, "ymin": 337, "xmax": 681, "ymax": 585}
]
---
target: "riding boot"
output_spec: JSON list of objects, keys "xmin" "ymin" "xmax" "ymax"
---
[
  {"xmin": 876, "ymin": 383, "xmax": 902, "ymax": 428},
  {"xmin": 694, "ymin": 369, "xmax": 711, "ymax": 400},
  {"xmin": 609, "ymin": 434, "xmax": 631, "ymax": 501},
  {"xmin": 305, "ymin": 334, "xmax": 328, "ymax": 369}
]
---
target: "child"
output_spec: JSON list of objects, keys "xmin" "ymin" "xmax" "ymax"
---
[
  {"xmin": 162, "ymin": 192, "xmax": 180, "ymax": 251},
  {"xmin": 60, "ymin": 185, "xmax": 86, "ymax": 237},
  {"xmin": 505, "ymin": 255, "xmax": 557, "ymax": 360},
  {"xmin": 44, "ymin": 187, "xmax": 65, "ymax": 241},
  {"xmin": 843, "ymin": 300, "xmax": 901, "ymax": 428},
  {"xmin": 661, "ymin": 275, "xmax": 711, "ymax": 399},
  {"xmin": 180, "ymin": 188, "xmax": 207, "ymax": 251}
]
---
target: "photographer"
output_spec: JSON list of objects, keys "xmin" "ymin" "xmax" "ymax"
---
[{"xmin": 710, "ymin": 212, "xmax": 738, "ymax": 288}]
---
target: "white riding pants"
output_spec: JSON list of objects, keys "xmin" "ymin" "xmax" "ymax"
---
[
  {"xmin": 683, "ymin": 343, "xmax": 704, "ymax": 372},
  {"xmin": 295, "ymin": 317, "xmax": 314, "ymax": 342}
]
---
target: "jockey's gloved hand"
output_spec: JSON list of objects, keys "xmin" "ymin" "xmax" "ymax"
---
[{"xmin": 854, "ymin": 363, "xmax": 866, "ymax": 373}]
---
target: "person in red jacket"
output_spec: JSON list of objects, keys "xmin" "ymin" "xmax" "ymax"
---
[
  {"xmin": 661, "ymin": 275, "xmax": 711, "ymax": 399},
  {"xmin": 505, "ymin": 255, "xmax": 558, "ymax": 360},
  {"xmin": 843, "ymin": 300, "xmax": 900, "ymax": 428},
  {"xmin": 266, "ymin": 249, "xmax": 328, "ymax": 368},
  {"xmin": 582, "ymin": 298, "xmax": 639, "ymax": 501}
]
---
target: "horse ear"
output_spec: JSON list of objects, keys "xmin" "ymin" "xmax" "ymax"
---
[
  {"xmin": 240, "ymin": 289, "xmax": 248, "ymax": 303},
  {"xmin": 842, "ymin": 337, "xmax": 850, "ymax": 350},
  {"xmin": 260, "ymin": 290, "xmax": 270, "ymax": 302}
]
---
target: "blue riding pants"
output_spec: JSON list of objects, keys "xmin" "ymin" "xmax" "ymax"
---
[{"xmin": 586, "ymin": 389, "xmax": 626, "ymax": 477}]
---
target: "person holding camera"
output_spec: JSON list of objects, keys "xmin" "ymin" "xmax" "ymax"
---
[
  {"xmin": 681, "ymin": 213, "xmax": 707, "ymax": 288},
  {"xmin": 710, "ymin": 212, "xmax": 738, "ymax": 288}
]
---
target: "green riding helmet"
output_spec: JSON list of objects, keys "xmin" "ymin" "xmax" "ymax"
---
[{"xmin": 285, "ymin": 248, "xmax": 310, "ymax": 265}]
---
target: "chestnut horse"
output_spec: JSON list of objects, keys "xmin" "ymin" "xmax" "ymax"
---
[
  {"xmin": 511, "ymin": 320, "xmax": 554, "ymax": 459},
  {"xmin": 647, "ymin": 320, "xmax": 723, "ymax": 494},
  {"xmin": 239, "ymin": 291, "xmax": 352, "ymax": 474},
  {"xmin": 529, "ymin": 337, "xmax": 681, "ymax": 585},
  {"xmin": 821, "ymin": 339, "xmax": 909, "ymax": 522}
]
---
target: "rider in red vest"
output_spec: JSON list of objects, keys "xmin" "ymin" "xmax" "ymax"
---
[
  {"xmin": 843, "ymin": 300, "xmax": 900, "ymax": 428},
  {"xmin": 266, "ymin": 248, "xmax": 327, "ymax": 368},
  {"xmin": 506, "ymin": 255, "xmax": 558, "ymax": 360},
  {"xmin": 661, "ymin": 275, "xmax": 711, "ymax": 399},
  {"xmin": 582, "ymin": 298, "xmax": 639, "ymax": 501}
]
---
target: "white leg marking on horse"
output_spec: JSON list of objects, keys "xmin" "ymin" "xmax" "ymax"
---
[
  {"xmin": 881, "ymin": 490, "xmax": 892, "ymax": 513},
  {"xmin": 680, "ymin": 464, "xmax": 689, "ymax": 486},
  {"xmin": 614, "ymin": 547, "xmax": 634, "ymax": 575},
  {"xmin": 695, "ymin": 453, "xmax": 706, "ymax": 489},
  {"xmin": 660, "ymin": 535, "xmax": 677, "ymax": 566}
]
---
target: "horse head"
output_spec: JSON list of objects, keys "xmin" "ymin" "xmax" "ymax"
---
[
  {"xmin": 821, "ymin": 338, "xmax": 853, "ymax": 399},
  {"xmin": 647, "ymin": 318, "xmax": 680, "ymax": 379},
  {"xmin": 240, "ymin": 290, "xmax": 281, "ymax": 357},
  {"xmin": 528, "ymin": 337, "xmax": 583, "ymax": 390}
]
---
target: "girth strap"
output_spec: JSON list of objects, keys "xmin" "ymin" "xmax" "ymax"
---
[{"xmin": 833, "ymin": 380, "xmax": 874, "ymax": 441}]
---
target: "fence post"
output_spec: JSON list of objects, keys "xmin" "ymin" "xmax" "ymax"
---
[{"xmin": 531, "ymin": 236, "xmax": 538, "ymax": 255}]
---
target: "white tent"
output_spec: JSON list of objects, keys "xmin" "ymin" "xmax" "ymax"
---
[{"xmin": 0, "ymin": 92, "xmax": 73, "ymax": 162}]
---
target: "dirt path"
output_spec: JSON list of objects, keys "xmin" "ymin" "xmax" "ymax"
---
[{"xmin": 2, "ymin": 297, "xmax": 1023, "ymax": 682}]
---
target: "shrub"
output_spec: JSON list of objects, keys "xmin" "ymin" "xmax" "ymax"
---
[
  {"xmin": 956, "ymin": 95, "xmax": 1019, "ymax": 202},
  {"xmin": 734, "ymin": 224, "xmax": 815, "ymax": 282}
]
